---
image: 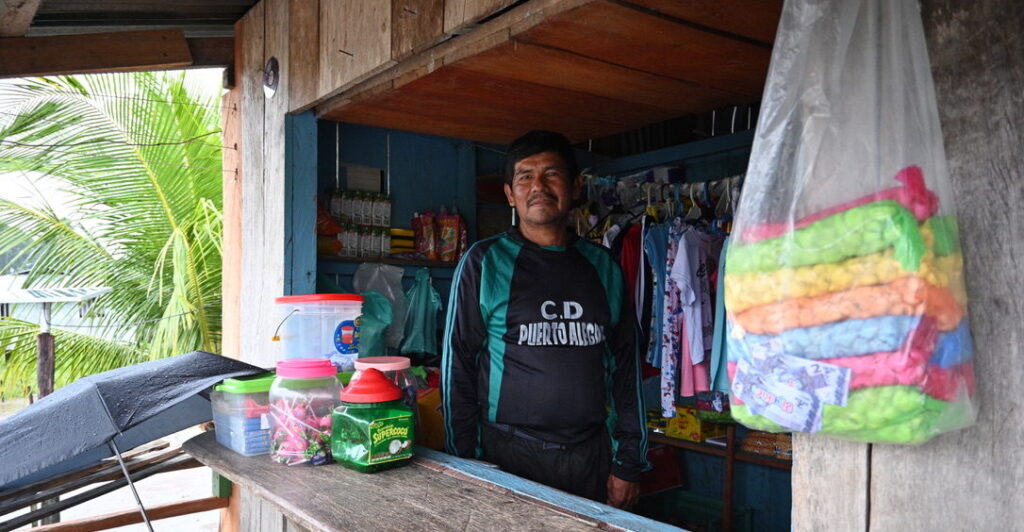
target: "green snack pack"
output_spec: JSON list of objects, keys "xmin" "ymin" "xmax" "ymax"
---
[
  {"xmin": 331, "ymin": 368, "xmax": 415, "ymax": 473},
  {"xmin": 923, "ymin": 215, "xmax": 961, "ymax": 257},
  {"xmin": 731, "ymin": 386, "xmax": 975, "ymax": 444},
  {"xmin": 727, "ymin": 200, "xmax": 927, "ymax": 275}
]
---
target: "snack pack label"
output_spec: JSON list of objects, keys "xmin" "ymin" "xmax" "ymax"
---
[{"xmin": 368, "ymin": 415, "xmax": 414, "ymax": 464}]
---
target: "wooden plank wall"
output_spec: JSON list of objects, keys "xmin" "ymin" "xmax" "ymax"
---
[
  {"xmin": 287, "ymin": 0, "xmax": 320, "ymax": 113},
  {"xmin": 867, "ymin": 0, "xmax": 1024, "ymax": 529},
  {"xmin": 226, "ymin": 2, "xmax": 579, "ymax": 531},
  {"xmin": 793, "ymin": 1, "xmax": 1024, "ymax": 530},
  {"xmin": 318, "ymin": 0, "xmax": 395, "ymax": 100},
  {"xmin": 444, "ymin": 0, "xmax": 518, "ymax": 33},
  {"xmin": 221, "ymin": 69, "xmax": 242, "ymax": 362}
]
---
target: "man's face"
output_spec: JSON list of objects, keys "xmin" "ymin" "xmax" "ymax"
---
[{"xmin": 504, "ymin": 151, "xmax": 581, "ymax": 228}]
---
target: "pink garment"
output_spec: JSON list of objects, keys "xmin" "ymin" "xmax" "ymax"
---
[
  {"xmin": 739, "ymin": 166, "xmax": 940, "ymax": 244},
  {"xmin": 678, "ymin": 320, "xmax": 711, "ymax": 398}
]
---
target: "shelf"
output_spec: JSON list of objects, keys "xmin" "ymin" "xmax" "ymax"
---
[
  {"xmin": 648, "ymin": 431, "xmax": 792, "ymax": 471},
  {"xmin": 318, "ymin": 256, "xmax": 457, "ymax": 269},
  {"xmin": 649, "ymin": 432, "xmax": 726, "ymax": 457}
]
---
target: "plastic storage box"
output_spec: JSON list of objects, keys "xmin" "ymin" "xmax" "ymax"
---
[
  {"xmin": 274, "ymin": 294, "xmax": 365, "ymax": 370},
  {"xmin": 212, "ymin": 373, "xmax": 276, "ymax": 456}
]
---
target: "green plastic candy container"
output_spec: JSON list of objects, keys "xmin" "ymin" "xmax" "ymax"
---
[{"xmin": 331, "ymin": 368, "xmax": 415, "ymax": 473}]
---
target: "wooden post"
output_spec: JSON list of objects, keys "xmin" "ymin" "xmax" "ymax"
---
[
  {"xmin": 36, "ymin": 332, "xmax": 54, "ymax": 398},
  {"xmin": 722, "ymin": 424, "xmax": 736, "ymax": 532},
  {"xmin": 36, "ymin": 302, "xmax": 58, "ymax": 525}
]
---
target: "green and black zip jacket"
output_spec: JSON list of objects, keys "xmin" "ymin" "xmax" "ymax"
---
[{"xmin": 442, "ymin": 227, "xmax": 650, "ymax": 482}]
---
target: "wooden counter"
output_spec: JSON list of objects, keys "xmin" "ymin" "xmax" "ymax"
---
[{"xmin": 183, "ymin": 432, "xmax": 680, "ymax": 531}]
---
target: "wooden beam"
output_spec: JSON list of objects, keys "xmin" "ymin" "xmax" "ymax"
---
[
  {"xmin": 0, "ymin": 29, "xmax": 193, "ymax": 78},
  {"xmin": 0, "ymin": 0, "xmax": 40, "ymax": 38},
  {"xmin": 186, "ymin": 37, "xmax": 234, "ymax": 68},
  {"xmin": 314, "ymin": 0, "xmax": 595, "ymax": 117},
  {"xmin": 31, "ymin": 496, "xmax": 230, "ymax": 532}
]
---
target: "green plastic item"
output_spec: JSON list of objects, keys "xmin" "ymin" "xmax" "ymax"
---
[
  {"xmin": 357, "ymin": 290, "xmax": 393, "ymax": 357},
  {"xmin": 211, "ymin": 472, "xmax": 233, "ymax": 498},
  {"xmin": 331, "ymin": 400, "xmax": 415, "ymax": 473},
  {"xmin": 923, "ymin": 215, "xmax": 961, "ymax": 256},
  {"xmin": 401, "ymin": 268, "xmax": 442, "ymax": 356},
  {"xmin": 727, "ymin": 200, "xmax": 927, "ymax": 275},
  {"xmin": 215, "ymin": 373, "xmax": 276, "ymax": 394},
  {"xmin": 731, "ymin": 386, "xmax": 975, "ymax": 444}
]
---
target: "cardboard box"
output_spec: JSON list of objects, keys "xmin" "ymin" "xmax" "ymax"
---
[{"xmin": 665, "ymin": 407, "xmax": 727, "ymax": 442}]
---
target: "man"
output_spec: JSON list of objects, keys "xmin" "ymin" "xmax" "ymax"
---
[{"xmin": 441, "ymin": 130, "xmax": 648, "ymax": 509}]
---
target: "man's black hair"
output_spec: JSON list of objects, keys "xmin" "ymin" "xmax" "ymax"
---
[{"xmin": 504, "ymin": 130, "xmax": 579, "ymax": 184}]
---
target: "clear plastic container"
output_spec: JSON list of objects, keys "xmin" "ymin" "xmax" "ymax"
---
[
  {"xmin": 352, "ymin": 357, "xmax": 418, "ymax": 414},
  {"xmin": 332, "ymin": 368, "xmax": 415, "ymax": 473},
  {"xmin": 275, "ymin": 293, "xmax": 363, "ymax": 370},
  {"xmin": 269, "ymin": 359, "xmax": 341, "ymax": 466},
  {"xmin": 212, "ymin": 373, "xmax": 276, "ymax": 456}
]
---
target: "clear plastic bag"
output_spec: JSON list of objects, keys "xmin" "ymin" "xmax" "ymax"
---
[
  {"xmin": 353, "ymin": 263, "xmax": 407, "ymax": 349},
  {"xmin": 724, "ymin": 0, "xmax": 975, "ymax": 444}
]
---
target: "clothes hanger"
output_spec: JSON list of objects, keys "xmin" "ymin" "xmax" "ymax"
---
[{"xmin": 685, "ymin": 183, "xmax": 702, "ymax": 221}]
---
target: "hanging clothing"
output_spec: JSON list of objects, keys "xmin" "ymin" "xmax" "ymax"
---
[
  {"xmin": 710, "ymin": 237, "xmax": 731, "ymax": 393},
  {"xmin": 643, "ymin": 224, "xmax": 669, "ymax": 367},
  {"xmin": 659, "ymin": 221, "xmax": 688, "ymax": 416}
]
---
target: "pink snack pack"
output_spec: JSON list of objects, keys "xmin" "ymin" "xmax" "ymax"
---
[{"xmin": 739, "ymin": 166, "xmax": 939, "ymax": 244}]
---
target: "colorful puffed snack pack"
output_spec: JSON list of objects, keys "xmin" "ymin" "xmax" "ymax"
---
[{"xmin": 723, "ymin": 0, "xmax": 976, "ymax": 444}]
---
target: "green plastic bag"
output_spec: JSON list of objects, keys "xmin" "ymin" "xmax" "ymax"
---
[
  {"xmin": 357, "ymin": 291, "xmax": 393, "ymax": 357},
  {"xmin": 401, "ymin": 268, "xmax": 442, "ymax": 357}
]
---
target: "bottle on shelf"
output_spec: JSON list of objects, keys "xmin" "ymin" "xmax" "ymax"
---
[
  {"xmin": 360, "ymin": 226, "xmax": 374, "ymax": 258},
  {"xmin": 381, "ymin": 228, "xmax": 391, "ymax": 258},
  {"xmin": 381, "ymin": 194, "xmax": 392, "ymax": 228},
  {"xmin": 341, "ymin": 190, "xmax": 354, "ymax": 223},
  {"xmin": 328, "ymin": 188, "xmax": 343, "ymax": 220},
  {"xmin": 362, "ymin": 193, "xmax": 374, "ymax": 226}
]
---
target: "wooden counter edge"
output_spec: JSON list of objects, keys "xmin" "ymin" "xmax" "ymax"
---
[{"xmin": 183, "ymin": 432, "xmax": 682, "ymax": 532}]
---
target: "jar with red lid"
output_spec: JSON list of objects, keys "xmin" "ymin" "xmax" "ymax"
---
[
  {"xmin": 268, "ymin": 358, "xmax": 341, "ymax": 466},
  {"xmin": 331, "ymin": 368, "xmax": 415, "ymax": 473}
]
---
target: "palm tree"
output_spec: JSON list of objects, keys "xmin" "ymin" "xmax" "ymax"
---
[{"xmin": 0, "ymin": 71, "xmax": 224, "ymax": 397}]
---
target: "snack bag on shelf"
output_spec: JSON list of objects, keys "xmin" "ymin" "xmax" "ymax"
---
[
  {"xmin": 413, "ymin": 211, "xmax": 438, "ymax": 261},
  {"xmin": 724, "ymin": 0, "xmax": 975, "ymax": 444},
  {"xmin": 436, "ymin": 208, "xmax": 460, "ymax": 262}
]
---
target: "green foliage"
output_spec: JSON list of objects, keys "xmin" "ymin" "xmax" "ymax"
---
[{"xmin": 0, "ymin": 71, "xmax": 223, "ymax": 397}]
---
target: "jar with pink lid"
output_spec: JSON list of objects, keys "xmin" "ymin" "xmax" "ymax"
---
[
  {"xmin": 268, "ymin": 358, "xmax": 341, "ymax": 466},
  {"xmin": 352, "ymin": 357, "xmax": 418, "ymax": 415}
]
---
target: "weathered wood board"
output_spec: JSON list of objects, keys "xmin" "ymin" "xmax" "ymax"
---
[
  {"xmin": 288, "ymin": 0, "xmax": 320, "ymax": 113},
  {"xmin": 318, "ymin": 0, "xmax": 394, "ymax": 100},
  {"xmin": 391, "ymin": 0, "xmax": 445, "ymax": 61},
  {"xmin": 866, "ymin": 0, "xmax": 1024, "ymax": 529},
  {"xmin": 185, "ymin": 432, "xmax": 608, "ymax": 531},
  {"xmin": 443, "ymin": 0, "xmax": 518, "ymax": 34}
]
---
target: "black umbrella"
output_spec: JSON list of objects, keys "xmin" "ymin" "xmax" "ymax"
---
[{"xmin": 0, "ymin": 351, "xmax": 263, "ymax": 529}]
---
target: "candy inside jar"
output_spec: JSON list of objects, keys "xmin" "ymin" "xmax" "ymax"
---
[{"xmin": 269, "ymin": 358, "xmax": 341, "ymax": 466}]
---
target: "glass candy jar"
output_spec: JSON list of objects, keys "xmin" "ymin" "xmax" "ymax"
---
[{"xmin": 268, "ymin": 358, "xmax": 341, "ymax": 466}]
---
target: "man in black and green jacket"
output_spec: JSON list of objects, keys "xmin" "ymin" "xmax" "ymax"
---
[{"xmin": 442, "ymin": 130, "xmax": 648, "ymax": 509}]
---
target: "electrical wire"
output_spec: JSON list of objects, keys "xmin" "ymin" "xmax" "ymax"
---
[
  {"xmin": 2, "ymin": 88, "xmax": 232, "ymax": 111},
  {"xmin": 13, "ymin": 304, "xmax": 218, "ymax": 329},
  {"xmin": 0, "ymin": 110, "xmax": 235, "ymax": 149},
  {"xmin": 0, "ymin": 131, "xmax": 234, "ymax": 150}
]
